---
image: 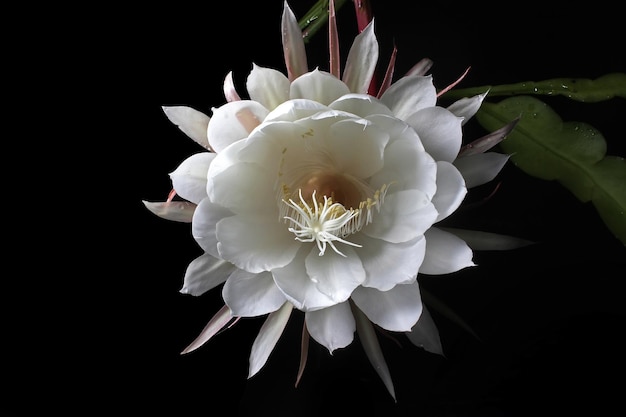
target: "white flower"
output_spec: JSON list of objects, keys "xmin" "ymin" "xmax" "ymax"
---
[{"xmin": 144, "ymin": 0, "xmax": 518, "ymax": 399}]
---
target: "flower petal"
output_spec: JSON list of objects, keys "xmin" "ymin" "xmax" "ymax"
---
[
  {"xmin": 290, "ymin": 69, "xmax": 350, "ymax": 105},
  {"xmin": 342, "ymin": 19, "xmax": 378, "ymax": 94},
  {"xmin": 248, "ymin": 301, "xmax": 293, "ymax": 378},
  {"xmin": 281, "ymin": 0, "xmax": 307, "ymax": 81},
  {"xmin": 162, "ymin": 106, "xmax": 211, "ymax": 149},
  {"xmin": 142, "ymin": 200, "xmax": 195, "ymax": 223},
  {"xmin": 446, "ymin": 92, "xmax": 488, "ymax": 126},
  {"xmin": 453, "ymin": 152, "xmax": 510, "ymax": 188},
  {"xmin": 216, "ymin": 214, "xmax": 300, "ymax": 273},
  {"xmin": 305, "ymin": 246, "xmax": 365, "ymax": 303},
  {"xmin": 363, "ymin": 189, "xmax": 438, "ymax": 243},
  {"xmin": 192, "ymin": 199, "xmax": 233, "ymax": 257},
  {"xmin": 329, "ymin": 93, "xmax": 394, "ymax": 117},
  {"xmin": 272, "ymin": 246, "xmax": 335, "ymax": 311},
  {"xmin": 209, "ymin": 162, "xmax": 277, "ymax": 214},
  {"xmin": 431, "ymin": 161, "xmax": 467, "ymax": 222},
  {"xmin": 264, "ymin": 98, "xmax": 330, "ymax": 122},
  {"xmin": 406, "ymin": 106, "xmax": 463, "ymax": 163},
  {"xmin": 180, "ymin": 253, "xmax": 235, "ymax": 296},
  {"xmin": 351, "ymin": 282, "xmax": 423, "ymax": 332},
  {"xmin": 181, "ymin": 304, "xmax": 233, "ymax": 354},
  {"xmin": 405, "ymin": 304, "xmax": 444, "ymax": 356},
  {"xmin": 223, "ymin": 270, "xmax": 287, "ymax": 317},
  {"xmin": 207, "ymin": 100, "xmax": 270, "ymax": 153},
  {"xmin": 169, "ymin": 152, "xmax": 215, "ymax": 204},
  {"xmin": 380, "ymin": 75, "xmax": 437, "ymax": 121},
  {"xmin": 420, "ymin": 227, "xmax": 475, "ymax": 275},
  {"xmin": 353, "ymin": 234, "xmax": 425, "ymax": 291},
  {"xmin": 304, "ymin": 301, "xmax": 355, "ymax": 353},
  {"xmin": 247, "ymin": 63, "xmax": 290, "ymax": 110},
  {"xmin": 440, "ymin": 227, "xmax": 534, "ymax": 250}
]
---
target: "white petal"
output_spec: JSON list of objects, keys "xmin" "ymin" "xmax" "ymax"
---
[
  {"xmin": 446, "ymin": 92, "xmax": 488, "ymax": 126},
  {"xmin": 223, "ymin": 270, "xmax": 287, "ymax": 317},
  {"xmin": 420, "ymin": 227, "xmax": 475, "ymax": 275},
  {"xmin": 431, "ymin": 161, "xmax": 467, "ymax": 222},
  {"xmin": 272, "ymin": 246, "xmax": 335, "ymax": 311},
  {"xmin": 209, "ymin": 162, "xmax": 276, "ymax": 214},
  {"xmin": 290, "ymin": 69, "xmax": 350, "ymax": 105},
  {"xmin": 162, "ymin": 106, "xmax": 211, "ymax": 149},
  {"xmin": 305, "ymin": 246, "xmax": 365, "ymax": 303},
  {"xmin": 305, "ymin": 302, "xmax": 355, "ymax": 353},
  {"xmin": 281, "ymin": 0, "xmax": 307, "ymax": 80},
  {"xmin": 207, "ymin": 100, "xmax": 269, "ymax": 153},
  {"xmin": 248, "ymin": 301, "xmax": 293, "ymax": 378},
  {"xmin": 453, "ymin": 152, "xmax": 510, "ymax": 188},
  {"xmin": 169, "ymin": 152, "xmax": 215, "ymax": 205},
  {"xmin": 406, "ymin": 106, "xmax": 463, "ymax": 163},
  {"xmin": 192, "ymin": 199, "xmax": 233, "ymax": 257},
  {"xmin": 351, "ymin": 282, "xmax": 423, "ymax": 332},
  {"xmin": 366, "ymin": 114, "xmax": 424, "ymax": 151},
  {"xmin": 342, "ymin": 20, "xmax": 378, "ymax": 94},
  {"xmin": 380, "ymin": 75, "xmax": 437, "ymax": 121},
  {"xmin": 264, "ymin": 98, "xmax": 329, "ymax": 122},
  {"xmin": 326, "ymin": 118, "xmax": 388, "ymax": 178},
  {"xmin": 142, "ymin": 200, "xmax": 195, "ymax": 223},
  {"xmin": 181, "ymin": 304, "xmax": 233, "ymax": 354},
  {"xmin": 329, "ymin": 93, "xmax": 393, "ymax": 117},
  {"xmin": 180, "ymin": 253, "xmax": 235, "ymax": 296},
  {"xmin": 405, "ymin": 304, "xmax": 444, "ymax": 355},
  {"xmin": 440, "ymin": 227, "xmax": 534, "ymax": 250},
  {"xmin": 353, "ymin": 234, "xmax": 425, "ymax": 291},
  {"xmin": 247, "ymin": 63, "xmax": 290, "ymax": 110},
  {"xmin": 363, "ymin": 189, "xmax": 438, "ymax": 243},
  {"xmin": 216, "ymin": 214, "xmax": 300, "ymax": 273}
]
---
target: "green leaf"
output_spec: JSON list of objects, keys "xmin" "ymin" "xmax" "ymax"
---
[
  {"xmin": 444, "ymin": 73, "xmax": 626, "ymax": 102},
  {"xmin": 476, "ymin": 96, "xmax": 626, "ymax": 245}
]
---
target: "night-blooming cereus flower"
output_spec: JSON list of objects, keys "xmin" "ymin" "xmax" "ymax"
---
[{"xmin": 144, "ymin": 0, "xmax": 518, "ymax": 400}]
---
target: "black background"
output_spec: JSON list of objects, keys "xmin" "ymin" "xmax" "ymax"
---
[{"xmin": 3, "ymin": 1, "xmax": 625, "ymax": 416}]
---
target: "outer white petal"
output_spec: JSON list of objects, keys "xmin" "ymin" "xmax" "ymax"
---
[
  {"xmin": 431, "ymin": 161, "xmax": 467, "ymax": 222},
  {"xmin": 264, "ymin": 98, "xmax": 329, "ymax": 123},
  {"xmin": 142, "ymin": 200, "xmax": 195, "ymax": 223},
  {"xmin": 180, "ymin": 253, "xmax": 235, "ymax": 296},
  {"xmin": 420, "ymin": 227, "xmax": 475, "ymax": 275},
  {"xmin": 366, "ymin": 114, "xmax": 424, "ymax": 151},
  {"xmin": 305, "ymin": 302, "xmax": 355, "ymax": 353},
  {"xmin": 247, "ymin": 63, "xmax": 290, "ymax": 110},
  {"xmin": 290, "ymin": 69, "xmax": 350, "ymax": 105},
  {"xmin": 272, "ymin": 246, "xmax": 335, "ymax": 311},
  {"xmin": 351, "ymin": 282, "xmax": 423, "ymax": 332},
  {"xmin": 380, "ymin": 75, "xmax": 437, "ymax": 121},
  {"xmin": 223, "ymin": 270, "xmax": 287, "ymax": 317},
  {"xmin": 305, "ymin": 246, "xmax": 365, "ymax": 303},
  {"xmin": 207, "ymin": 100, "xmax": 270, "ymax": 153},
  {"xmin": 162, "ymin": 106, "xmax": 211, "ymax": 149},
  {"xmin": 363, "ymin": 189, "xmax": 438, "ymax": 243},
  {"xmin": 192, "ymin": 198, "xmax": 233, "ymax": 257},
  {"xmin": 453, "ymin": 152, "xmax": 510, "ymax": 188},
  {"xmin": 209, "ymin": 162, "xmax": 276, "ymax": 214},
  {"xmin": 248, "ymin": 301, "xmax": 293, "ymax": 378},
  {"xmin": 169, "ymin": 152, "xmax": 215, "ymax": 205},
  {"xmin": 352, "ymin": 234, "xmax": 425, "ymax": 291},
  {"xmin": 405, "ymin": 304, "xmax": 444, "ymax": 355},
  {"xmin": 216, "ymin": 214, "xmax": 300, "ymax": 273},
  {"xmin": 329, "ymin": 93, "xmax": 393, "ymax": 117},
  {"xmin": 342, "ymin": 20, "xmax": 378, "ymax": 94},
  {"xmin": 281, "ymin": 0, "xmax": 307, "ymax": 80},
  {"xmin": 441, "ymin": 227, "xmax": 534, "ymax": 250},
  {"xmin": 446, "ymin": 92, "xmax": 488, "ymax": 126},
  {"xmin": 406, "ymin": 106, "xmax": 463, "ymax": 163}
]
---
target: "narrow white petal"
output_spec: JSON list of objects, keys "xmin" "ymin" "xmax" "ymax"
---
[
  {"xmin": 305, "ymin": 246, "xmax": 365, "ymax": 303},
  {"xmin": 446, "ymin": 92, "xmax": 488, "ymax": 126},
  {"xmin": 216, "ymin": 214, "xmax": 300, "ymax": 273},
  {"xmin": 290, "ymin": 69, "xmax": 350, "ymax": 105},
  {"xmin": 281, "ymin": 0, "xmax": 307, "ymax": 81},
  {"xmin": 351, "ymin": 282, "xmax": 423, "ymax": 332},
  {"xmin": 207, "ymin": 100, "xmax": 269, "ymax": 153},
  {"xmin": 223, "ymin": 270, "xmax": 287, "ymax": 317},
  {"xmin": 162, "ymin": 106, "xmax": 211, "ymax": 149},
  {"xmin": 142, "ymin": 200, "xmax": 195, "ymax": 223},
  {"xmin": 248, "ymin": 301, "xmax": 293, "ymax": 378},
  {"xmin": 406, "ymin": 106, "xmax": 463, "ymax": 163},
  {"xmin": 431, "ymin": 161, "xmax": 467, "ymax": 222},
  {"xmin": 191, "ymin": 199, "xmax": 233, "ymax": 258},
  {"xmin": 453, "ymin": 152, "xmax": 510, "ymax": 188},
  {"xmin": 420, "ymin": 227, "xmax": 475, "ymax": 275},
  {"xmin": 305, "ymin": 302, "xmax": 355, "ymax": 353},
  {"xmin": 181, "ymin": 304, "xmax": 233, "ymax": 354},
  {"xmin": 342, "ymin": 19, "xmax": 378, "ymax": 93},
  {"xmin": 440, "ymin": 227, "xmax": 534, "ymax": 250},
  {"xmin": 169, "ymin": 153, "xmax": 215, "ymax": 205},
  {"xmin": 247, "ymin": 63, "xmax": 290, "ymax": 110},
  {"xmin": 180, "ymin": 253, "xmax": 235, "ymax": 296},
  {"xmin": 353, "ymin": 235, "xmax": 425, "ymax": 291},
  {"xmin": 380, "ymin": 75, "xmax": 437, "ymax": 121},
  {"xmin": 405, "ymin": 304, "xmax": 444, "ymax": 356}
]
